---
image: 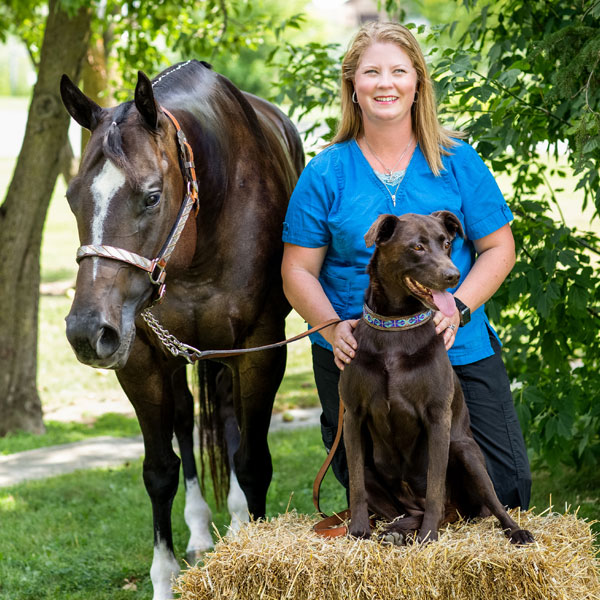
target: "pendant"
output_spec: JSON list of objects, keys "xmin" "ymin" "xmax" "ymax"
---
[{"xmin": 392, "ymin": 194, "xmax": 396, "ymax": 206}]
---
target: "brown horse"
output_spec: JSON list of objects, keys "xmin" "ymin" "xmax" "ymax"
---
[{"xmin": 60, "ymin": 60, "xmax": 303, "ymax": 600}]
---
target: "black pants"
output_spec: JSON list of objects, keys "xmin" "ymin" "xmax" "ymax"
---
[{"xmin": 311, "ymin": 333, "xmax": 532, "ymax": 510}]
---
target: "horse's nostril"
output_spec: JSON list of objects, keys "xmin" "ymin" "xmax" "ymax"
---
[{"xmin": 95, "ymin": 325, "xmax": 121, "ymax": 359}]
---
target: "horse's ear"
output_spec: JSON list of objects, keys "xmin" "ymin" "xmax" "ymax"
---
[
  {"xmin": 364, "ymin": 214, "xmax": 399, "ymax": 248},
  {"xmin": 431, "ymin": 210, "xmax": 465, "ymax": 240},
  {"xmin": 60, "ymin": 74, "xmax": 104, "ymax": 131},
  {"xmin": 134, "ymin": 71, "xmax": 158, "ymax": 130}
]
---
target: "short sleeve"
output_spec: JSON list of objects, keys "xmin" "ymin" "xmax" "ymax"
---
[
  {"xmin": 452, "ymin": 144, "xmax": 514, "ymax": 240},
  {"xmin": 282, "ymin": 154, "xmax": 338, "ymax": 248}
]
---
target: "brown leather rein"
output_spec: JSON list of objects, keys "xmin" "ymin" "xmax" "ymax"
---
[{"xmin": 311, "ymin": 392, "xmax": 351, "ymax": 537}]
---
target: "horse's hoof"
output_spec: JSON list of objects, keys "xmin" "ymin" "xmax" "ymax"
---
[{"xmin": 509, "ymin": 528, "xmax": 535, "ymax": 545}]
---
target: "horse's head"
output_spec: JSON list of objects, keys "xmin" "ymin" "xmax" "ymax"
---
[{"xmin": 60, "ymin": 72, "xmax": 197, "ymax": 369}]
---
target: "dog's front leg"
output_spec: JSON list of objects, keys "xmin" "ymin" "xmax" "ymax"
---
[
  {"xmin": 418, "ymin": 407, "xmax": 452, "ymax": 543},
  {"xmin": 343, "ymin": 409, "xmax": 371, "ymax": 538}
]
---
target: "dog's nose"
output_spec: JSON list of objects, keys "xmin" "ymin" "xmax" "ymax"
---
[{"xmin": 443, "ymin": 267, "xmax": 460, "ymax": 286}]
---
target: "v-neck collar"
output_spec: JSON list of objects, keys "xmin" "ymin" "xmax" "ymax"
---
[{"xmin": 351, "ymin": 138, "xmax": 420, "ymax": 210}]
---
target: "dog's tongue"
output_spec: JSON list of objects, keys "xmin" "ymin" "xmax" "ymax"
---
[{"xmin": 432, "ymin": 290, "xmax": 456, "ymax": 317}]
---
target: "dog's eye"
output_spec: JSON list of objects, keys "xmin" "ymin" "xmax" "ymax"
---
[
  {"xmin": 413, "ymin": 244, "xmax": 425, "ymax": 252},
  {"xmin": 444, "ymin": 240, "xmax": 451, "ymax": 249}
]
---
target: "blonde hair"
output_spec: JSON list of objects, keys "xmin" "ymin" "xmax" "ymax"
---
[{"xmin": 329, "ymin": 21, "xmax": 463, "ymax": 176}]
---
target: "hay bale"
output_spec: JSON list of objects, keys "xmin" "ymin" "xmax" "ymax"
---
[{"xmin": 174, "ymin": 510, "xmax": 599, "ymax": 600}]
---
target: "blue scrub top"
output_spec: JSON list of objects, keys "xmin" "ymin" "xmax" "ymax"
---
[{"xmin": 282, "ymin": 139, "xmax": 513, "ymax": 366}]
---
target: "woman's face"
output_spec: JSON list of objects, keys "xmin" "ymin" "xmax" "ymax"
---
[{"xmin": 353, "ymin": 41, "xmax": 418, "ymax": 128}]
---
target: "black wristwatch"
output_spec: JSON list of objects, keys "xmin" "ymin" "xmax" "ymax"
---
[{"xmin": 454, "ymin": 297, "xmax": 471, "ymax": 327}]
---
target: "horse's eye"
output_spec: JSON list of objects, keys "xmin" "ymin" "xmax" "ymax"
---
[{"xmin": 145, "ymin": 192, "xmax": 161, "ymax": 208}]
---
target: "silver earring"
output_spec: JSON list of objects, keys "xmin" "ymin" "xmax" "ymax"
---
[{"xmin": 352, "ymin": 91, "xmax": 358, "ymax": 104}]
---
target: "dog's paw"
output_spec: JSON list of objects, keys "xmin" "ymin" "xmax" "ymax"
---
[
  {"xmin": 416, "ymin": 528, "xmax": 438, "ymax": 545},
  {"xmin": 508, "ymin": 528, "xmax": 535, "ymax": 545},
  {"xmin": 379, "ymin": 531, "xmax": 406, "ymax": 546},
  {"xmin": 348, "ymin": 525, "xmax": 371, "ymax": 540}
]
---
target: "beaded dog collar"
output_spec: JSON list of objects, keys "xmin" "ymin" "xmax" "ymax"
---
[{"xmin": 362, "ymin": 303, "xmax": 432, "ymax": 331}]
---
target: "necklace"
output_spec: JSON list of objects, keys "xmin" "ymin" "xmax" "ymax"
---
[
  {"xmin": 383, "ymin": 178, "xmax": 402, "ymax": 207},
  {"xmin": 363, "ymin": 134, "xmax": 413, "ymax": 185}
]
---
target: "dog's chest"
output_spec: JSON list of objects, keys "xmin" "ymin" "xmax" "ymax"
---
[{"xmin": 359, "ymin": 345, "xmax": 455, "ymax": 457}]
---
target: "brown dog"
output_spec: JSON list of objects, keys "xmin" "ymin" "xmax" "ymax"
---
[{"xmin": 340, "ymin": 211, "xmax": 533, "ymax": 545}]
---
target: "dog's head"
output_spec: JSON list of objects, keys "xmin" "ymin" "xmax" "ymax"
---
[{"xmin": 364, "ymin": 211, "xmax": 464, "ymax": 316}]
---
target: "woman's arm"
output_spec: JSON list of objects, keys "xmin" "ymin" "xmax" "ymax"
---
[
  {"xmin": 434, "ymin": 223, "xmax": 516, "ymax": 349},
  {"xmin": 281, "ymin": 243, "xmax": 358, "ymax": 370}
]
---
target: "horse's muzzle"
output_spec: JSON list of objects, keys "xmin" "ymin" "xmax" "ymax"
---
[{"xmin": 65, "ymin": 311, "xmax": 128, "ymax": 368}]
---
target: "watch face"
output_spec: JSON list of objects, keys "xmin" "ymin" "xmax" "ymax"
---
[{"xmin": 460, "ymin": 307, "xmax": 471, "ymax": 326}]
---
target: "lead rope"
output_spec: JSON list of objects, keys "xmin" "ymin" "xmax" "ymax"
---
[
  {"xmin": 140, "ymin": 312, "xmax": 341, "ymax": 364},
  {"xmin": 311, "ymin": 393, "xmax": 351, "ymax": 538}
]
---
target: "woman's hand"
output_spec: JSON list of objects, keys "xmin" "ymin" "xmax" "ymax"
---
[
  {"xmin": 433, "ymin": 308, "xmax": 460, "ymax": 351},
  {"xmin": 326, "ymin": 319, "xmax": 359, "ymax": 370}
]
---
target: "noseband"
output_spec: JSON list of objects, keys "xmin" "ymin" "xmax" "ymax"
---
[{"xmin": 75, "ymin": 107, "xmax": 199, "ymax": 304}]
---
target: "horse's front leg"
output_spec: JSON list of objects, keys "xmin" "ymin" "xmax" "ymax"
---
[
  {"xmin": 171, "ymin": 365, "xmax": 214, "ymax": 562},
  {"xmin": 117, "ymin": 351, "xmax": 181, "ymax": 600}
]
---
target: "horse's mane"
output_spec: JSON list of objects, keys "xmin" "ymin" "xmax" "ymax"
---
[
  {"xmin": 99, "ymin": 60, "xmax": 266, "ymax": 188},
  {"xmin": 152, "ymin": 60, "xmax": 266, "ymax": 146},
  {"xmin": 151, "ymin": 59, "xmax": 213, "ymax": 94}
]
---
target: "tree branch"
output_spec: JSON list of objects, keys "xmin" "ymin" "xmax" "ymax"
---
[
  {"xmin": 210, "ymin": 0, "xmax": 228, "ymax": 60},
  {"xmin": 471, "ymin": 69, "xmax": 572, "ymax": 127}
]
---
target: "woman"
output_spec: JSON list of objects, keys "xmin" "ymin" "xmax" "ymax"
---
[{"xmin": 281, "ymin": 21, "xmax": 531, "ymax": 509}]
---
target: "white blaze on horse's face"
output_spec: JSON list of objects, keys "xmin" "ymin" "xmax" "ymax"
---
[{"xmin": 90, "ymin": 159, "xmax": 126, "ymax": 280}]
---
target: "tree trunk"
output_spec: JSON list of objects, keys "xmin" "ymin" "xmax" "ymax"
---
[
  {"xmin": 0, "ymin": 0, "xmax": 91, "ymax": 436},
  {"xmin": 80, "ymin": 33, "xmax": 114, "ymax": 155}
]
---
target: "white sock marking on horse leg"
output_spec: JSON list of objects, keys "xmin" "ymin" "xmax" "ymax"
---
[
  {"xmin": 90, "ymin": 160, "xmax": 126, "ymax": 280},
  {"xmin": 183, "ymin": 477, "xmax": 214, "ymax": 554},
  {"xmin": 227, "ymin": 471, "xmax": 250, "ymax": 536},
  {"xmin": 149, "ymin": 539, "xmax": 179, "ymax": 600}
]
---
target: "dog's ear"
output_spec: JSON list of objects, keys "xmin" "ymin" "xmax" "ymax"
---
[
  {"xmin": 431, "ymin": 210, "xmax": 465, "ymax": 240},
  {"xmin": 364, "ymin": 214, "xmax": 399, "ymax": 248}
]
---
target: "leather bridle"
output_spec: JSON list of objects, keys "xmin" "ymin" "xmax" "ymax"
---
[{"xmin": 75, "ymin": 107, "xmax": 199, "ymax": 305}]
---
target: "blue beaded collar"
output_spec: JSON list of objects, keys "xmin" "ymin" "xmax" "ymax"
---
[{"xmin": 362, "ymin": 303, "xmax": 432, "ymax": 331}]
